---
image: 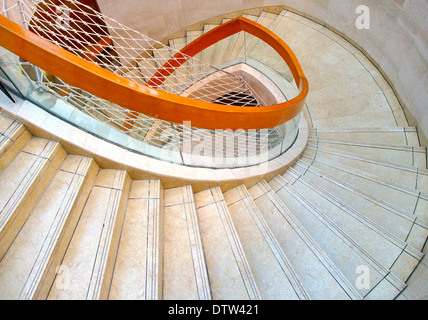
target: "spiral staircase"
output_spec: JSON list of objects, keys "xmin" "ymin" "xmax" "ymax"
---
[{"xmin": 0, "ymin": 4, "xmax": 427, "ymax": 301}]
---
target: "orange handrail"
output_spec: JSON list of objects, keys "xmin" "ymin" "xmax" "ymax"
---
[{"xmin": 0, "ymin": 14, "xmax": 308, "ymax": 130}]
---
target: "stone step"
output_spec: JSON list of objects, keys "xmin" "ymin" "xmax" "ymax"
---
[
  {"xmin": 269, "ymin": 174, "xmax": 408, "ymax": 299},
  {"xmin": 201, "ymin": 24, "xmax": 220, "ymax": 67},
  {"xmin": 0, "ymin": 111, "xmax": 32, "ymax": 172},
  {"xmin": 167, "ymin": 37, "xmax": 193, "ymax": 91},
  {"xmin": 299, "ymin": 156, "xmax": 428, "ymax": 222},
  {"xmin": 292, "ymin": 160, "xmax": 428, "ymax": 251},
  {"xmin": 236, "ymin": 11, "xmax": 278, "ymax": 59},
  {"xmin": 195, "ymin": 187, "xmax": 261, "ymax": 300},
  {"xmin": 303, "ymin": 143, "xmax": 428, "ymax": 194},
  {"xmin": 223, "ymin": 184, "xmax": 310, "ymax": 300},
  {"xmin": 0, "ymin": 137, "xmax": 67, "ymax": 258},
  {"xmin": 309, "ymin": 127, "xmax": 421, "ymax": 147},
  {"xmin": 44, "ymin": 169, "xmax": 131, "ymax": 300},
  {"xmin": 282, "ymin": 168, "xmax": 423, "ymax": 283},
  {"xmin": 212, "ymin": 18, "xmax": 233, "ymax": 67},
  {"xmin": 153, "ymin": 48, "xmax": 178, "ymax": 92},
  {"xmin": 136, "ymin": 57, "xmax": 158, "ymax": 83},
  {"xmin": 248, "ymin": 180, "xmax": 361, "ymax": 300},
  {"xmin": 162, "ymin": 186, "xmax": 211, "ymax": 300},
  {"xmin": 224, "ymin": 14, "xmax": 258, "ymax": 63},
  {"xmin": 250, "ymin": 10, "xmax": 288, "ymax": 58},
  {"xmin": 307, "ymin": 138, "xmax": 427, "ymax": 170},
  {"xmin": 108, "ymin": 180, "xmax": 163, "ymax": 300},
  {"xmin": 0, "ymin": 155, "xmax": 98, "ymax": 300},
  {"xmin": 186, "ymin": 30, "xmax": 205, "ymax": 77}
]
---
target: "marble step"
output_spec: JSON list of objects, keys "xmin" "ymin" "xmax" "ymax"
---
[
  {"xmin": 249, "ymin": 10, "xmax": 287, "ymax": 58},
  {"xmin": 292, "ymin": 159, "xmax": 428, "ymax": 251},
  {"xmin": 309, "ymin": 127, "xmax": 421, "ymax": 147},
  {"xmin": 307, "ymin": 138, "xmax": 427, "ymax": 170},
  {"xmin": 223, "ymin": 14, "xmax": 259, "ymax": 63},
  {"xmin": 0, "ymin": 155, "xmax": 98, "ymax": 300},
  {"xmin": 246, "ymin": 9, "xmax": 294, "ymax": 82},
  {"xmin": 186, "ymin": 30, "xmax": 204, "ymax": 76},
  {"xmin": 201, "ymin": 24, "xmax": 220, "ymax": 67},
  {"xmin": 108, "ymin": 180, "xmax": 163, "ymax": 300},
  {"xmin": 136, "ymin": 57, "xmax": 158, "ymax": 83},
  {"xmin": 211, "ymin": 18, "xmax": 233, "ymax": 67},
  {"xmin": 236, "ymin": 11, "xmax": 278, "ymax": 59},
  {"xmin": 168, "ymin": 36, "xmax": 187, "ymax": 51},
  {"xmin": 223, "ymin": 184, "xmax": 310, "ymax": 300},
  {"xmin": 162, "ymin": 186, "xmax": 211, "ymax": 300},
  {"xmin": 44, "ymin": 169, "xmax": 131, "ymax": 300},
  {"xmin": 303, "ymin": 143, "xmax": 428, "ymax": 194},
  {"xmin": 248, "ymin": 180, "xmax": 362, "ymax": 300},
  {"xmin": 0, "ymin": 137, "xmax": 67, "ymax": 258},
  {"xmin": 167, "ymin": 37, "xmax": 194, "ymax": 90},
  {"xmin": 298, "ymin": 156, "xmax": 428, "ymax": 222},
  {"xmin": 269, "ymin": 174, "xmax": 408, "ymax": 300},
  {"xmin": 153, "ymin": 48, "xmax": 178, "ymax": 92},
  {"xmin": 195, "ymin": 187, "xmax": 261, "ymax": 300},
  {"xmin": 281, "ymin": 168, "xmax": 424, "ymax": 283},
  {"xmin": 0, "ymin": 111, "xmax": 32, "ymax": 172}
]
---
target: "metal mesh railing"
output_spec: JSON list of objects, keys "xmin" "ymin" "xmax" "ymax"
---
[
  {"xmin": 0, "ymin": 0, "xmax": 301, "ymax": 168},
  {"xmin": 4, "ymin": 0, "xmax": 265, "ymax": 105}
]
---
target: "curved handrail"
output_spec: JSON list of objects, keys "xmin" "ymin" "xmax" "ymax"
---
[{"xmin": 0, "ymin": 14, "xmax": 308, "ymax": 130}]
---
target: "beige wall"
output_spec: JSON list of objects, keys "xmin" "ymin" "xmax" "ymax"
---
[{"xmin": 97, "ymin": 0, "xmax": 428, "ymax": 145}]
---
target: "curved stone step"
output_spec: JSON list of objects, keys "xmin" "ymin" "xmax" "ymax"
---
[
  {"xmin": 304, "ymin": 143, "xmax": 428, "ymax": 194},
  {"xmin": 222, "ymin": 14, "xmax": 258, "ymax": 64},
  {"xmin": 212, "ymin": 18, "xmax": 233, "ymax": 67},
  {"xmin": 162, "ymin": 185, "xmax": 211, "ymax": 300},
  {"xmin": 299, "ymin": 155, "xmax": 428, "ymax": 222},
  {"xmin": 223, "ymin": 184, "xmax": 310, "ymax": 300},
  {"xmin": 269, "ymin": 174, "xmax": 408, "ymax": 299},
  {"xmin": 292, "ymin": 160, "xmax": 428, "ymax": 251},
  {"xmin": 0, "ymin": 111, "xmax": 31, "ymax": 172},
  {"xmin": 201, "ymin": 23, "xmax": 221, "ymax": 67},
  {"xmin": 248, "ymin": 180, "xmax": 361, "ymax": 300},
  {"xmin": 108, "ymin": 179, "xmax": 163, "ymax": 300},
  {"xmin": 281, "ymin": 168, "xmax": 423, "ymax": 283},
  {"xmin": 236, "ymin": 11, "xmax": 278, "ymax": 59},
  {"xmin": 0, "ymin": 137, "xmax": 66, "ymax": 258},
  {"xmin": 249, "ymin": 9, "xmax": 288, "ymax": 58},
  {"xmin": 42, "ymin": 169, "xmax": 131, "ymax": 300},
  {"xmin": 153, "ymin": 48, "xmax": 179, "ymax": 92},
  {"xmin": 309, "ymin": 127, "xmax": 421, "ymax": 148},
  {"xmin": 307, "ymin": 137, "xmax": 427, "ymax": 170},
  {"xmin": 0, "ymin": 155, "xmax": 98, "ymax": 300},
  {"xmin": 195, "ymin": 187, "xmax": 261, "ymax": 300}
]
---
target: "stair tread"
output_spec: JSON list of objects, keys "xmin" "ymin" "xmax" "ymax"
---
[
  {"xmin": 163, "ymin": 186, "xmax": 211, "ymax": 300},
  {"xmin": 195, "ymin": 187, "xmax": 261, "ymax": 300},
  {"xmin": 248, "ymin": 180, "xmax": 361, "ymax": 300},
  {"xmin": 293, "ymin": 160, "xmax": 428, "ymax": 250},
  {"xmin": 46, "ymin": 169, "xmax": 130, "ymax": 300},
  {"xmin": 304, "ymin": 144, "xmax": 428, "ymax": 193},
  {"xmin": 0, "ymin": 137, "xmax": 65, "ymax": 238},
  {"xmin": 282, "ymin": 169, "xmax": 423, "ymax": 283},
  {"xmin": 0, "ymin": 112, "xmax": 32, "ymax": 169},
  {"xmin": 309, "ymin": 127, "xmax": 421, "ymax": 147},
  {"xmin": 303, "ymin": 154, "xmax": 428, "ymax": 221},
  {"xmin": 0, "ymin": 155, "xmax": 97, "ymax": 300},
  {"xmin": 109, "ymin": 180, "xmax": 162, "ymax": 300},
  {"xmin": 307, "ymin": 139, "xmax": 427, "ymax": 170},
  {"xmin": 223, "ymin": 184, "xmax": 309, "ymax": 300},
  {"xmin": 269, "ymin": 174, "xmax": 407, "ymax": 299}
]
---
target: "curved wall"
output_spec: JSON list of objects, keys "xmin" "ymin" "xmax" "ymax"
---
[{"xmin": 97, "ymin": 0, "xmax": 428, "ymax": 146}]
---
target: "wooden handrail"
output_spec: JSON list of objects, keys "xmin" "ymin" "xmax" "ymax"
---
[{"xmin": 0, "ymin": 14, "xmax": 308, "ymax": 130}]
